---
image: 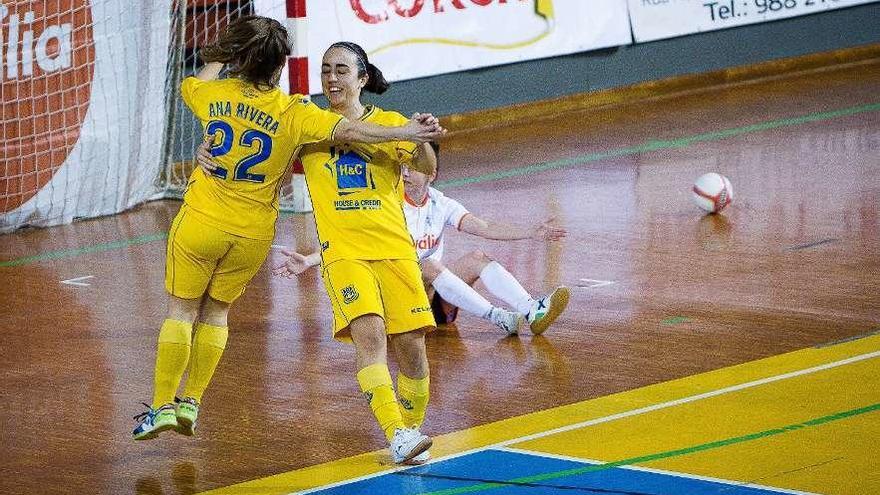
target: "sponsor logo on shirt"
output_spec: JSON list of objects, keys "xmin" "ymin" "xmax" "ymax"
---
[
  {"xmin": 411, "ymin": 306, "xmax": 432, "ymax": 314},
  {"xmin": 334, "ymin": 199, "xmax": 382, "ymax": 211},
  {"xmin": 335, "ymin": 151, "xmax": 370, "ymax": 192},
  {"xmin": 414, "ymin": 234, "xmax": 439, "ymax": 251}
]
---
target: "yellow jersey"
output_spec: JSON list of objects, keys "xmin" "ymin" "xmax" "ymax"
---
[
  {"xmin": 300, "ymin": 105, "xmax": 418, "ymax": 264},
  {"xmin": 180, "ymin": 77, "xmax": 343, "ymax": 240}
]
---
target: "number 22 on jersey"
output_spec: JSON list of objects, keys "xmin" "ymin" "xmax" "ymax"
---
[{"xmin": 205, "ymin": 120, "xmax": 272, "ymax": 183}]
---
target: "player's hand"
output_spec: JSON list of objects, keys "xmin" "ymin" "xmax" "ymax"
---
[
  {"xmin": 196, "ymin": 136, "xmax": 219, "ymax": 174},
  {"xmin": 407, "ymin": 113, "xmax": 446, "ymax": 143},
  {"xmin": 532, "ymin": 217, "xmax": 567, "ymax": 241},
  {"xmin": 272, "ymin": 249, "xmax": 316, "ymax": 278},
  {"xmin": 412, "ymin": 112, "xmax": 440, "ymax": 127}
]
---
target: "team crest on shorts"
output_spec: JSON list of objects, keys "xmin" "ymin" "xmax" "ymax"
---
[{"xmin": 341, "ymin": 285, "xmax": 359, "ymax": 304}]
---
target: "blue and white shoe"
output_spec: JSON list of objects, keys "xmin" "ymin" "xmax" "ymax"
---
[
  {"xmin": 527, "ymin": 287, "xmax": 570, "ymax": 335},
  {"xmin": 488, "ymin": 307, "xmax": 524, "ymax": 335},
  {"xmin": 132, "ymin": 403, "xmax": 177, "ymax": 441}
]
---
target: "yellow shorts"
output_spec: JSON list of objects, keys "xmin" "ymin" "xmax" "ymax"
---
[
  {"xmin": 165, "ymin": 207, "xmax": 272, "ymax": 303},
  {"xmin": 321, "ymin": 258, "xmax": 436, "ymax": 342}
]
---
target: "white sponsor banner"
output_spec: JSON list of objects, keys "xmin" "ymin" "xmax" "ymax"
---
[
  {"xmin": 258, "ymin": 0, "xmax": 632, "ymax": 96},
  {"xmin": 1, "ymin": 1, "xmax": 171, "ymax": 232},
  {"xmin": 629, "ymin": 0, "xmax": 880, "ymax": 43}
]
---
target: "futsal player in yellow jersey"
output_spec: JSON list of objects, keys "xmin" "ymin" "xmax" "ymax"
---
[
  {"xmin": 133, "ymin": 17, "xmax": 444, "ymax": 443},
  {"xmin": 271, "ymin": 42, "xmax": 439, "ymax": 464}
]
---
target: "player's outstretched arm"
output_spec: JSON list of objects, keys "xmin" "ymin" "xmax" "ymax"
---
[
  {"xmin": 460, "ymin": 214, "xmax": 567, "ymax": 242},
  {"xmin": 333, "ymin": 113, "xmax": 445, "ymax": 144},
  {"xmin": 272, "ymin": 250, "xmax": 321, "ymax": 279}
]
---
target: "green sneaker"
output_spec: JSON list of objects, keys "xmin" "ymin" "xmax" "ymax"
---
[
  {"xmin": 175, "ymin": 397, "xmax": 199, "ymax": 436},
  {"xmin": 132, "ymin": 403, "xmax": 177, "ymax": 440}
]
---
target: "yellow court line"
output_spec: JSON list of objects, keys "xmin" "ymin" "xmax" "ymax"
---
[
  {"xmin": 514, "ymin": 358, "xmax": 879, "ymax": 494},
  {"xmin": 199, "ymin": 334, "xmax": 880, "ymax": 495}
]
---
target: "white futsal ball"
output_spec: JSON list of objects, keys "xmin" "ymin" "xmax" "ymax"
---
[{"xmin": 691, "ymin": 173, "xmax": 733, "ymax": 213}]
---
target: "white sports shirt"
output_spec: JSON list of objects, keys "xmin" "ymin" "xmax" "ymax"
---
[{"xmin": 404, "ymin": 187, "xmax": 470, "ymax": 262}]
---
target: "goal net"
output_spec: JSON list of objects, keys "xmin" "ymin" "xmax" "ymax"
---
[
  {"xmin": 1, "ymin": 1, "xmax": 172, "ymax": 232},
  {"xmin": 0, "ymin": 0, "xmax": 308, "ymax": 234}
]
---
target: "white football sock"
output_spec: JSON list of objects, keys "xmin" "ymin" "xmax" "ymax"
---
[
  {"xmin": 479, "ymin": 261, "xmax": 535, "ymax": 316},
  {"xmin": 432, "ymin": 269, "xmax": 493, "ymax": 318}
]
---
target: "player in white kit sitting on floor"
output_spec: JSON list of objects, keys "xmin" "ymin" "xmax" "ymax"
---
[
  {"xmin": 400, "ymin": 142, "xmax": 570, "ymax": 335},
  {"xmin": 280, "ymin": 144, "xmax": 570, "ymax": 335}
]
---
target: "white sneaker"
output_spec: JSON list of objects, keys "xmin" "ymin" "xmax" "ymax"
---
[
  {"xmin": 389, "ymin": 427, "xmax": 432, "ymax": 464},
  {"xmin": 527, "ymin": 286, "xmax": 570, "ymax": 335},
  {"xmin": 403, "ymin": 449, "xmax": 431, "ymax": 466},
  {"xmin": 488, "ymin": 307, "xmax": 525, "ymax": 335}
]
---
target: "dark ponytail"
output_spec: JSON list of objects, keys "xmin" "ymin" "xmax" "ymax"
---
[
  {"xmin": 201, "ymin": 15, "xmax": 291, "ymax": 90},
  {"xmin": 364, "ymin": 63, "xmax": 390, "ymax": 94},
  {"xmin": 328, "ymin": 41, "xmax": 390, "ymax": 94}
]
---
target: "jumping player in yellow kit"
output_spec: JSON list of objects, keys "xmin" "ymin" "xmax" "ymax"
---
[{"xmin": 132, "ymin": 17, "xmax": 444, "ymax": 445}]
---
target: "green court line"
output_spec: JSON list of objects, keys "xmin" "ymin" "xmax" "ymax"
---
[
  {"xmin": 418, "ymin": 402, "xmax": 880, "ymax": 495},
  {"xmin": 661, "ymin": 316, "xmax": 690, "ymax": 326},
  {"xmin": 3, "ymin": 101, "xmax": 878, "ymax": 268},
  {"xmin": 0, "ymin": 233, "xmax": 167, "ymax": 267},
  {"xmin": 434, "ymin": 101, "xmax": 880, "ymax": 189}
]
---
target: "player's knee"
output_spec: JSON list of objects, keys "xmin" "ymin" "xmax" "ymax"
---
[
  {"xmin": 468, "ymin": 250, "xmax": 492, "ymax": 265},
  {"xmin": 350, "ymin": 315, "xmax": 387, "ymax": 353},
  {"xmin": 420, "ymin": 259, "xmax": 445, "ymax": 281},
  {"xmin": 167, "ymin": 295, "xmax": 201, "ymax": 323},
  {"xmin": 200, "ymin": 297, "xmax": 231, "ymax": 327}
]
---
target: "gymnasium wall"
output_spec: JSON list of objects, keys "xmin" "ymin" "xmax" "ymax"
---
[{"xmin": 314, "ymin": 3, "xmax": 880, "ymax": 118}]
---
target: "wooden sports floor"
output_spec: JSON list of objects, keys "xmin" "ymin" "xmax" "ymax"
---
[{"xmin": 1, "ymin": 58, "xmax": 878, "ymax": 495}]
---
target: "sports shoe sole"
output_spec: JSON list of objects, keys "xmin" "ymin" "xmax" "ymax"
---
[
  {"xmin": 133, "ymin": 430, "xmax": 158, "ymax": 441},
  {"xmin": 403, "ymin": 450, "xmax": 431, "ymax": 466},
  {"xmin": 530, "ymin": 287, "xmax": 570, "ymax": 335},
  {"xmin": 396, "ymin": 437, "xmax": 433, "ymax": 464},
  {"xmin": 133, "ymin": 417, "xmax": 177, "ymax": 441},
  {"xmin": 175, "ymin": 416, "xmax": 196, "ymax": 436}
]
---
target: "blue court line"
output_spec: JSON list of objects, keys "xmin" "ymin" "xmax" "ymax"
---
[
  {"xmin": 311, "ymin": 448, "xmax": 809, "ymax": 495},
  {"xmin": 413, "ymin": 402, "xmax": 880, "ymax": 495}
]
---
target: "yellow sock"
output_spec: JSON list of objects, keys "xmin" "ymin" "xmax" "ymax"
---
[
  {"xmin": 152, "ymin": 319, "xmax": 193, "ymax": 408},
  {"xmin": 356, "ymin": 363, "xmax": 404, "ymax": 441},
  {"xmin": 182, "ymin": 322, "xmax": 229, "ymax": 403},
  {"xmin": 397, "ymin": 373, "xmax": 430, "ymax": 428}
]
